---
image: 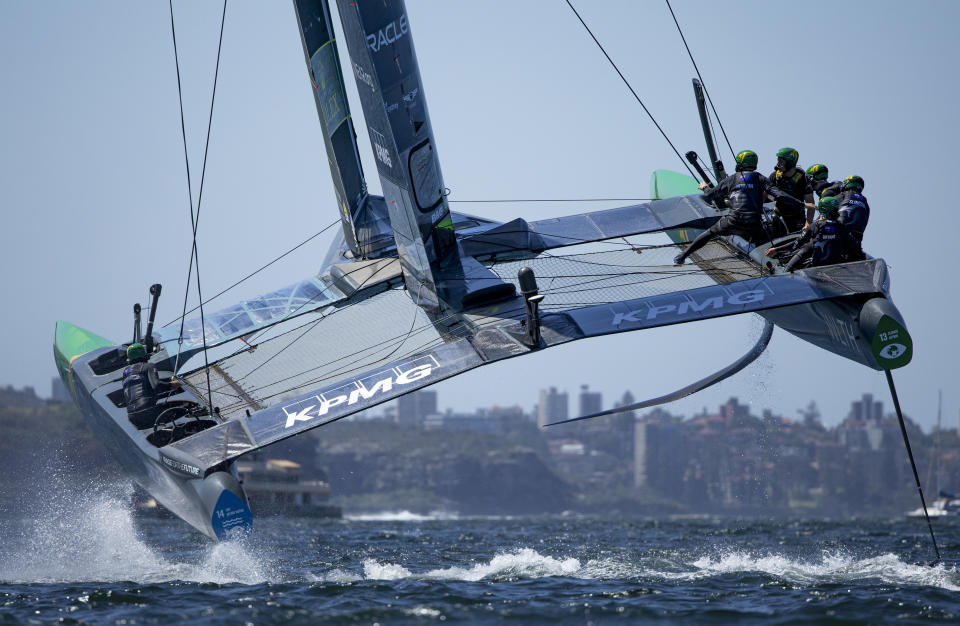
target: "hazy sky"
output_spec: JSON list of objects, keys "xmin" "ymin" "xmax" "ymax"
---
[{"xmin": 3, "ymin": 1, "xmax": 959, "ymax": 430}]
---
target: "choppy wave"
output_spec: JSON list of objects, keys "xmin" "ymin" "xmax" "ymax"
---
[
  {"xmin": 3, "ymin": 483, "xmax": 957, "ymax": 596},
  {"xmin": 682, "ymin": 550, "xmax": 960, "ymax": 590},
  {"xmin": 327, "ymin": 547, "xmax": 960, "ymax": 591},
  {"xmin": 344, "ymin": 510, "xmax": 459, "ymax": 522}
]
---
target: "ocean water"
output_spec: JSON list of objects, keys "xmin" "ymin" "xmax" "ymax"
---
[{"xmin": 1, "ymin": 484, "xmax": 959, "ymax": 624}]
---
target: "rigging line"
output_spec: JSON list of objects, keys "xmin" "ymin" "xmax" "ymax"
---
[
  {"xmin": 227, "ymin": 290, "xmax": 475, "ymax": 399},
  {"xmin": 468, "ymin": 228, "xmax": 696, "ymax": 261},
  {"xmin": 185, "ymin": 277, "xmax": 392, "ymax": 385},
  {"xmin": 663, "ymin": 0, "xmax": 735, "ymax": 159},
  {"xmin": 221, "ymin": 253, "xmax": 731, "ymax": 401},
  {"xmin": 173, "ymin": 226, "xmax": 391, "ymax": 375},
  {"xmin": 222, "ymin": 261, "xmax": 420, "ymax": 386},
  {"xmin": 161, "ymin": 219, "xmax": 339, "ymax": 328},
  {"xmin": 169, "ymin": 0, "xmax": 229, "ymax": 413},
  {"xmin": 235, "ymin": 251, "xmax": 401, "ymax": 350},
  {"xmin": 564, "ymin": 0, "xmax": 697, "ymax": 179},
  {"xmin": 190, "ymin": 245, "xmax": 745, "ymax": 404},
  {"xmin": 449, "ymin": 198, "xmax": 654, "ymax": 203},
  {"xmin": 250, "ymin": 281, "xmax": 430, "ymax": 401},
  {"xmin": 218, "ymin": 250, "xmax": 751, "ymax": 407},
  {"xmin": 169, "ymin": 0, "xmax": 197, "ymax": 375},
  {"xmin": 251, "ymin": 296, "xmax": 456, "ymax": 393},
  {"xmin": 193, "ymin": 0, "xmax": 228, "ymax": 410},
  {"xmin": 192, "ymin": 251, "xmax": 749, "ymax": 400}
]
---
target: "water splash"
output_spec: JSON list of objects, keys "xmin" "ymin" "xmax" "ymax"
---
[
  {"xmin": 0, "ymin": 478, "xmax": 277, "ymax": 585},
  {"xmin": 355, "ymin": 548, "xmax": 581, "ymax": 582},
  {"xmin": 682, "ymin": 550, "xmax": 960, "ymax": 590},
  {"xmin": 363, "ymin": 559, "xmax": 413, "ymax": 580},
  {"xmin": 330, "ymin": 547, "xmax": 960, "ymax": 591},
  {"xmin": 424, "ymin": 548, "xmax": 581, "ymax": 581},
  {"xmin": 0, "ymin": 482, "xmax": 165, "ymax": 583}
]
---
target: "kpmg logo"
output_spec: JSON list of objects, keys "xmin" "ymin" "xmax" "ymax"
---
[
  {"xmin": 353, "ymin": 62, "xmax": 375, "ymax": 92},
  {"xmin": 367, "ymin": 14, "xmax": 408, "ymax": 52},
  {"xmin": 611, "ymin": 290, "xmax": 766, "ymax": 326},
  {"xmin": 282, "ymin": 355, "xmax": 439, "ymax": 428},
  {"xmin": 369, "ymin": 127, "xmax": 393, "ymax": 167}
]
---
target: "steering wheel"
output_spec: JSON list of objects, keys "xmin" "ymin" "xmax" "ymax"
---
[{"xmin": 152, "ymin": 406, "xmax": 185, "ymax": 446}]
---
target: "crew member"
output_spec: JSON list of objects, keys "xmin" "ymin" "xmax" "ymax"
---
[
  {"xmin": 769, "ymin": 147, "xmax": 815, "ymax": 231},
  {"xmin": 765, "ymin": 197, "xmax": 855, "ymax": 271},
  {"xmin": 122, "ymin": 342, "xmax": 181, "ymax": 429},
  {"xmin": 673, "ymin": 150, "xmax": 809, "ymax": 265},
  {"xmin": 836, "ymin": 175, "xmax": 870, "ymax": 260},
  {"xmin": 806, "ymin": 163, "xmax": 842, "ymax": 200}
]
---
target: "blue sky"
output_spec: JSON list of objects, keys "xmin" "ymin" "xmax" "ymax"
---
[{"xmin": 2, "ymin": 1, "xmax": 959, "ymax": 429}]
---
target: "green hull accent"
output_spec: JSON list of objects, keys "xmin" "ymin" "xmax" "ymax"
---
[
  {"xmin": 649, "ymin": 169, "xmax": 700, "ymax": 200},
  {"xmin": 53, "ymin": 321, "xmax": 114, "ymax": 399},
  {"xmin": 650, "ymin": 170, "xmax": 703, "ymax": 244},
  {"xmin": 871, "ymin": 315, "xmax": 913, "ymax": 369}
]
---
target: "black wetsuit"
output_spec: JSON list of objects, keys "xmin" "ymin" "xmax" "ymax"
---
[
  {"xmin": 122, "ymin": 360, "xmax": 175, "ymax": 428},
  {"xmin": 676, "ymin": 171, "xmax": 804, "ymax": 263},
  {"xmin": 837, "ymin": 190, "xmax": 870, "ymax": 259},
  {"xmin": 811, "ymin": 179, "xmax": 842, "ymax": 200},
  {"xmin": 783, "ymin": 218, "xmax": 856, "ymax": 272},
  {"xmin": 769, "ymin": 167, "xmax": 813, "ymax": 233}
]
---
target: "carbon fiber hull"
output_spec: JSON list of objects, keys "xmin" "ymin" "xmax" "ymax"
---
[{"xmin": 58, "ymin": 330, "xmax": 252, "ymax": 541}]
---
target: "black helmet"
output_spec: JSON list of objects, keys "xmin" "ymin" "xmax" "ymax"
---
[{"xmin": 843, "ymin": 175, "xmax": 865, "ymax": 192}]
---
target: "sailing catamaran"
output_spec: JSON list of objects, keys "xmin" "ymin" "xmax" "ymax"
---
[{"xmin": 53, "ymin": 0, "xmax": 914, "ymax": 541}]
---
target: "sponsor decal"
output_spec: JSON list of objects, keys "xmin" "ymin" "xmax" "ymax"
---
[
  {"xmin": 161, "ymin": 455, "xmax": 202, "ymax": 477},
  {"xmin": 611, "ymin": 290, "xmax": 765, "ymax": 326},
  {"xmin": 211, "ymin": 490, "xmax": 252, "ymax": 540},
  {"xmin": 871, "ymin": 314, "xmax": 912, "ymax": 369},
  {"xmin": 367, "ymin": 14, "xmax": 408, "ymax": 52},
  {"xmin": 368, "ymin": 127, "xmax": 393, "ymax": 167},
  {"xmin": 283, "ymin": 355, "xmax": 439, "ymax": 428},
  {"xmin": 353, "ymin": 62, "xmax": 375, "ymax": 92},
  {"xmin": 878, "ymin": 343, "xmax": 907, "ymax": 360}
]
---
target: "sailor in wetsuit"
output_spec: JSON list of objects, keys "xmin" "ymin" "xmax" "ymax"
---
[
  {"xmin": 766, "ymin": 197, "xmax": 856, "ymax": 272},
  {"xmin": 122, "ymin": 342, "xmax": 180, "ymax": 429},
  {"xmin": 673, "ymin": 150, "xmax": 809, "ymax": 265},
  {"xmin": 769, "ymin": 147, "xmax": 815, "ymax": 232},
  {"xmin": 835, "ymin": 175, "xmax": 870, "ymax": 260},
  {"xmin": 806, "ymin": 163, "xmax": 843, "ymax": 200}
]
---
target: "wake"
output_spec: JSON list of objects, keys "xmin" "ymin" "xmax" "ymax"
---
[{"xmin": 321, "ymin": 547, "xmax": 960, "ymax": 590}]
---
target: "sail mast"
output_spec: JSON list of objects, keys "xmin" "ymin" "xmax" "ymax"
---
[
  {"xmin": 293, "ymin": 0, "xmax": 392, "ymax": 258},
  {"xmin": 331, "ymin": 0, "xmax": 458, "ymax": 312}
]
